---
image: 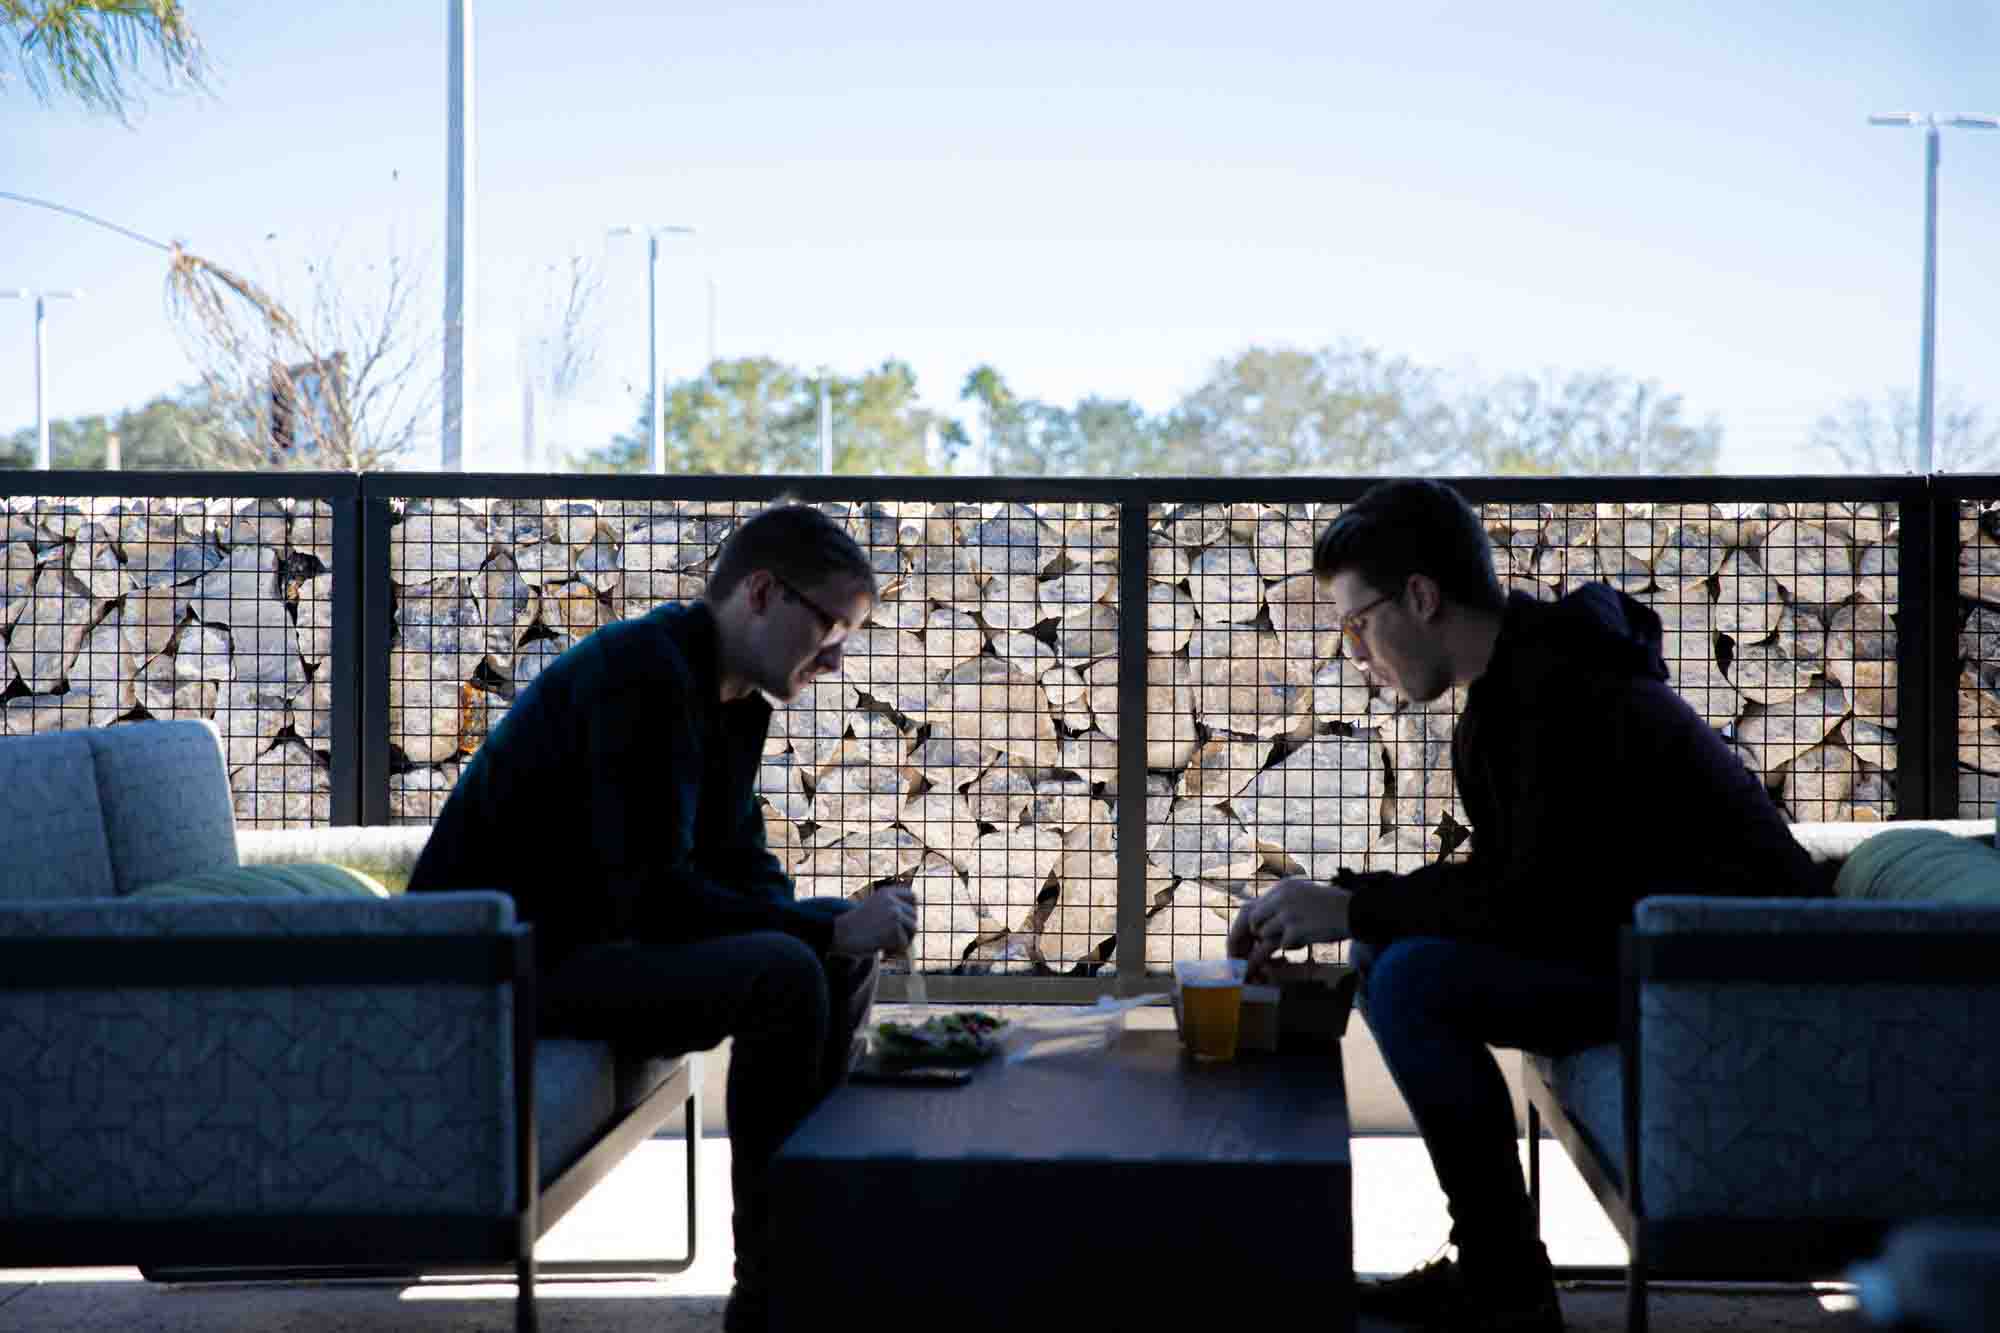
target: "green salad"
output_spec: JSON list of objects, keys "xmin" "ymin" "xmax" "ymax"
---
[{"xmin": 873, "ymin": 1010, "xmax": 1009, "ymax": 1063}]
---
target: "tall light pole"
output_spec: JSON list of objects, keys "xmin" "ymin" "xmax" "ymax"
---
[
  {"xmin": 443, "ymin": 0, "xmax": 476, "ymax": 471},
  {"xmin": 608, "ymin": 223, "xmax": 696, "ymax": 474},
  {"xmin": 1, "ymin": 288, "xmax": 82, "ymax": 469},
  {"xmin": 1869, "ymin": 111, "xmax": 1998, "ymax": 473}
]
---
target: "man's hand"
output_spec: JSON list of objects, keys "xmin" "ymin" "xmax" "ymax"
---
[
  {"xmin": 831, "ymin": 884, "xmax": 917, "ymax": 957},
  {"xmin": 1227, "ymin": 875, "xmax": 1352, "ymax": 978}
]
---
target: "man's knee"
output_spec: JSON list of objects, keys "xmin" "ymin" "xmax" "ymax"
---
[
  {"xmin": 739, "ymin": 931, "xmax": 832, "ymax": 1016},
  {"xmin": 1358, "ymin": 936, "xmax": 1455, "ymax": 1025}
]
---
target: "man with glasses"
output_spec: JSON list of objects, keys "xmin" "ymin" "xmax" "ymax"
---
[
  {"xmin": 411, "ymin": 501, "xmax": 913, "ymax": 1333},
  {"xmin": 1228, "ymin": 479, "xmax": 1817, "ymax": 1333}
]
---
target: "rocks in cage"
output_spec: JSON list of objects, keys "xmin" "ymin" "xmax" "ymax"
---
[
  {"xmin": 1364, "ymin": 824, "xmax": 1439, "ymax": 875},
  {"xmin": 964, "ymin": 825, "xmax": 1065, "ymax": 931},
  {"xmin": 573, "ymin": 532, "xmax": 623, "ymax": 596},
  {"xmin": 287, "ymin": 575, "xmax": 333, "ymax": 666},
  {"xmin": 1266, "ymin": 573, "xmax": 1341, "ymax": 664},
  {"xmin": 812, "ymin": 762, "xmax": 908, "ymax": 829},
  {"xmin": 29, "ymin": 498, "xmax": 85, "ymax": 540},
  {"xmin": 829, "ymin": 710, "xmax": 909, "ymax": 770},
  {"xmin": 1712, "ymin": 551, "xmax": 1787, "ymax": 641},
  {"xmin": 1146, "ymin": 802, "xmax": 1261, "ymax": 881},
  {"xmin": 389, "ymin": 650, "xmax": 469, "ymax": 765},
  {"xmin": 1653, "ymin": 517, "xmax": 1729, "ymax": 583},
  {"xmin": 906, "ymin": 733, "xmax": 997, "ymax": 790},
  {"xmin": 1232, "ymin": 734, "xmax": 1384, "ymax": 881},
  {"xmin": 977, "ymin": 572, "xmax": 1042, "ymax": 632},
  {"xmin": 1252, "ymin": 512, "xmax": 1317, "ymax": 581},
  {"xmin": 133, "ymin": 654, "xmax": 216, "ymax": 719},
  {"xmin": 1735, "ymin": 684, "xmax": 1850, "ymax": 778},
  {"xmin": 1143, "ymin": 879, "xmax": 1239, "ymax": 966},
  {"xmin": 126, "ymin": 534, "xmax": 221, "ymax": 590},
  {"xmin": 71, "ymin": 526, "xmax": 130, "ymax": 601},
  {"xmin": 13, "ymin": 568, "xmax": 95, "ymax": 691},
  {"xmin": 762, "ymin": 801, "xmax": 804, "ymax": 866},
  {"xmin": 1311, "ymin": 656, "xmax": 1375, "ymax": 722},
  {"xmin": 214, "ymin": 682, "xmax": 290, "ymax": 770},
  {"xmin": 988, "ymin": 628, "xmax": 1055, "ymax": 680},
  {"xmin": 171, "ymin": 622, "xmax": 234, "ymax": 688},
  {"xmin": 1756, "ymin": 518, "xmax": 1858, "ymax": 607},
  {"xmin": 1180, "ymin": 737, "xmax": 1271, "ymax": 804},
  {"xmin": 899, "ymin": 790, "xmax": 977, "ymax": 869},
  {"xmin": 487, "ymin": 498, "xmax": 551, "ymax": 546},
  {"xmin": 930, "ymin": 656, "xmax": 1060, "ymax": 767},
  {"xmin": 546, "ymin": 500, "xmax": 606, "ymax": 550},
  {"xmin": 0, "ymin": 694, "xmax": 95, "ymax": 734},
  {"xmin": 390, "ymin": 498, "xmax": 490, "ymax": 584},
  {"xmin": 1148, "ymin": 541, "xmax": 1191, "ymax": 584},
  {"xmin": 1389, "ymin": 704, "xmax": 1456, "ymax": 805},
  {"xmin": 964, "ymin": 503, "xmax": 1058, "ymax": 578},
  {"xmin": 1143, "ymin": 582, "xmax": 1198, "ymax": 656},
  {"xmin": 226, "ymin": 497, "xmax": 291, "ymax": 550},
  {"xmin": 510, "ymin": 635, "xmax": 570, "ymax": 697},
  {"xmin": 1055, "ymin": 729, "xmax": 1118, "ymax": 788},
  {"xmin": 67, "ymin": 613, "xmax": 135, "ymax": 726},
  {"xmin": 1730, "ymin": 610, "xmax": 1825, "ymax": 708},
  {"xmin": 1853, "ymin": 542, "xmax": 1896, "ymax": 607},
  {"xmin": 1188, "ymin": 542, "xmax": 1265, "ymax": 625},
  {"xmin": 1837, "ymin": 764, "xmax": 1896, "ymax": 822},
  {"xmin": 1085, "ymin": 655, "xmax": 1199, "ymax": 769},
  {"xmin": 1779, "ymin": 740, "xmax": 1860, "ymax": 822},
  {"xmin": 291, "ymin": 676, "xmax": 333, "ymax": 750},
  {"xmin": 1188, "ymin": 625, "xmax": 1311, "ymax": 738},
  {"xmin": 1025, "ymin": 777, "xmax": 1094, "ymax": 832},
  {"xmin": 964, "ymin": 758, "xmax": 1038, "ymax": 827},
  {"xmin": 838, "ymin": 622, "xmax": 923, "ymax": 713},
  {"xmin": 231, "ymin": 741, "xmax": 330, "ymax": 825},
  {"xmin": 903, "ymin": 542, "xmax": 984, "ymax": 606},
  {"xmin": 511, "ymin": 539, "xmax": 571, "ymax": 588},
  {"xmin": 1041, "ymin": 566, "xmax": 1113, "ymax": 622},
  {"xmin": 1, "ymin": 541, "xmax": 35, "ymax": 632},
  {"xmin": 1041, "ymin": 664, "xmax": 1094, "ymax": 730},
  {"xmin": 912, "ymin": 853, "xmax": 1003, "ymax": 966},
  {"xmin": 766, "ymin": 676, "xmax": 855, "ymax": 770},
  {"xmin": 917, "ymin": 606, "xmax": 986, "ymax": 682},
  {"xmin": 537, "ymin": 579, "xmax": 611, "ymax": 639},
  {"xmin": 794, "ymin": 828, "xmax": 928, "ymax": 899},
  {"xmin": 391, "ymin": 761, "xmax": 462, "ymax": 824},
  {"xmin": 1053, "ymin": 603, "xmax": 1119, "ymax": 666},
  {"xmin": 1960, "ymin": 767, "xmax": 2000, "ymax": 820}
]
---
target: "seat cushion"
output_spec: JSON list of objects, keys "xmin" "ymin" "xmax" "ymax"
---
[
  {"xmin": 1834, "ymin": 827, "xmax": 2000, "ymax": 903},
  {"xmin": 534, "ymin": 1041, "xmax": 692, "ymax": 1188},
  {"xmin": 128, "ymin": 862, "xmax": 389, "ymax": 901},
  {"xmin": 1528, "ymin": 1045, "xmax": 1624, "ymax": 1190},
  {"xmin": 0, "ymin": 731, "xmax": 116, "ymax": 901},
  {"xmin": 84, "ymin": 719, "xmax": 239, "ymax": 895}
]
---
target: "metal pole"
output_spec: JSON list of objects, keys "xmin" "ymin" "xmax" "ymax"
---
[
  {"xmin": 1919, "ymin": 124, "xmax": 1939, "ymax": 475},
  {"xmin": 648, "ymin": 232, "xmax": 662, "ymax": 475},
  {"xmin": 33, "ymin": 294, "xmax": 48, "ymax": 470},
  {"xmin": 442, "ymin": 0, "xmax": 475, "ymax": 471}
]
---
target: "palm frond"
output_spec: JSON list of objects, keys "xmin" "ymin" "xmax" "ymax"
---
[{"xmin": 4, "ymin": 0, "xmax": 208, "ymax": 120}]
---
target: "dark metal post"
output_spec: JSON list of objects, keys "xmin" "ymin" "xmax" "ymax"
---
[
  {"xmin": 1115, "ymin": 501, "xmax": 1151, "ymax": 995},
  {"xmin": 326, "ymin": 483, "xmax": 364, "ymax": 825},
  {"xmin": 360, "ymin": 488, "xmax": 396, "ymax": 826},
  {"xmin": 1925, "ymin": 485, "xmax": 1963, "ymax": 817},
  {"xmin": 1895, "ymin": 484, "xmax": 1937, "ymax": 817}
]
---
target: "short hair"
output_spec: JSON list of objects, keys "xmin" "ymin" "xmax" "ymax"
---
[
  {"xmin": 705, "ymin": 501, "xmax": 876, "ymax": 606},
  {"xmin": 1313, "ymin": 479, "xmax": 1504, "ymax": 613}
]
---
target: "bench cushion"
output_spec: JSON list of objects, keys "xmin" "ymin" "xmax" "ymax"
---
[
  {"xmin": 1835, "ymin": 827, "xmax": 2000, "ymax": 903},
  {"xmin": 535, "ymin": 1042, "xmax": 689, "ymax": 1187},
  {"xmin": 84, "ymin": 720, "xmax": 239, "ymax": 896}
]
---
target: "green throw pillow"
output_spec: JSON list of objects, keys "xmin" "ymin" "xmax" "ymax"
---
[
  {"xmin": 130, "ymin": 862, "xmax": 390, "ymax": 901},
  {"xmin": 1833, "ymin": 828, "xmax": 2000, "ymax": 903}
]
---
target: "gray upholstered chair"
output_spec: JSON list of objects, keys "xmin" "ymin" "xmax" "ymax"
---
[{"xmin": 0, "ymin": 718, "xmax": 700, "ymax": 1333}]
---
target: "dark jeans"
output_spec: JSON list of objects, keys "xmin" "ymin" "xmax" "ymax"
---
[
  {"xmin": 539, "ymin": 911, "xmax": 878, "ymax": 1296},
  {"xmin": 1354, "ymin": 935, "xmax": 1617, "ymax": 1268}
]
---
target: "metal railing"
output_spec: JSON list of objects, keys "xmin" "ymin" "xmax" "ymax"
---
[{"xmin": 2, "ymin": 470, "xmax": 1982, "ymax": 1002}]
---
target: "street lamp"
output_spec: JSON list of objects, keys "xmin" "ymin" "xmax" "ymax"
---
[
  {"xmin": 1868, "ymin": 111, "xmax": 1998, "ymax": 473},
  {"xmin": 1, "ymin": 288, "xmax": 83, "ymax": 470},
  {"xmin": 608, "ymin": 223, "xmax": 696, "ymax": 475}
]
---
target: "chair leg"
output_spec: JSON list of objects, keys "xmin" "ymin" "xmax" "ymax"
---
[
  {"xmin": 1527, "ymin": 1101, "xmax": 1542, "ymax": 1229},
  {"xmin": 683, "ymin": 1087, "xmax": 701, "ymax": 1266},
  {"xmin": 517, "ymin": 1253, "xmax": 538, "ymax": 1333},
  {"xmin": 1626, "ymin": 1256, "xmax": 1646, "ymax": 1333}
]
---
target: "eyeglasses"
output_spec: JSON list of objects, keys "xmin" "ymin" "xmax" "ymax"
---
[
  {"xmin": 772, "ymin": 573, "xmax": 848, "ymax": 642},
  {"xmin": 1339, "ymin": 588, "xmax": 1397, "ymax": 650}
]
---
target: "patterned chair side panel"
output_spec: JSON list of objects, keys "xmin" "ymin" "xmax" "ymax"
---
[
  {"xmin": 0, "ymin": 894, "xmax": 519, "ymax": 1219},
  {"xmin": 84, "ymin": 719, "xmax": 240, "ymax": 895},
  {"xmin": 0, "ymin": 731, "xmax": 116, "ymax": 901},
  {"xmin": 1636, "ymin": 898, "xmax": 2000, "ymax": 1224}
]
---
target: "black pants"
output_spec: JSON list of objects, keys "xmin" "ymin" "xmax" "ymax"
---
[
  {"xmin": 539, "ymin": 916, "xmax": 879, "ymax": 1295},
  {"xmin": 1354, "ymin": 935, "xmax": 1617, "ymax": 1270}
]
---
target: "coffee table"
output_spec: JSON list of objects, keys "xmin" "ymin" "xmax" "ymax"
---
[{"xmin": 770, "ymin": 1026, "xmax": 1353, "ymax": 1329}]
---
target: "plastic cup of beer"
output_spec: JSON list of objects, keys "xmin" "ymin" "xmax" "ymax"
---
[{"xmin": 1174, "ymin": 959, "xmax": 1248, "ymax": 1062}]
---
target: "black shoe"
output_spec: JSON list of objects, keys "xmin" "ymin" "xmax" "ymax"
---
[{"xmin": 1356, "ymin": 1254, "xmax": 1564, "ymax": 1332}]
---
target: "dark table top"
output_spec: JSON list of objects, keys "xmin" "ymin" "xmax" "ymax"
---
[{"xmin": 778, "ymin": 1027, "xmax": 1351, "ymax": 1168}]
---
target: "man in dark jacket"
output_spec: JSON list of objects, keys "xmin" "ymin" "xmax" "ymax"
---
[
  {"xmin": 409, "ymin": 502, "xmax": 912, "ymax": 1333},
  {"xmin": 1229, "ymin": 480, "xmax": 1818, "ymax": 1333}
]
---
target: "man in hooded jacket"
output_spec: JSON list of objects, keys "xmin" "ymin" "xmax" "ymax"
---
[{"xmin": 1230, "ymin": 480, "xmax": 1819, "ymax": 1333}]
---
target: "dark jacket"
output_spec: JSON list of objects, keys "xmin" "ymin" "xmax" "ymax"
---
[
  {"xmin": 409, "ymin": 601, "xmax": 836, "ymax": 975},
  {"xmin": 1345, "ymin": 584, "xmax": 1820, "ymax": 969}
]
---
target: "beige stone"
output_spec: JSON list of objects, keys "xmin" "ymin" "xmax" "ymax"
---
[
  {"xmin": 1144, "ymin": 583, "xmax": 1198, "ymax": 656},
  {"xmin": 1144, "ymin": 879, "xmax": 1240, "ymax": 966},
  {"xmin": 230, "ymin": 740, "xmax": 331, "ymax": 828},
  {"xmin": 1147, "ymin": 802, "xmax": 1261, "ymax": 880},
  {"xmin": 122, "ymin": 581, "xmax": 193, "ymax": 664},
  {"xmin": 511, "ymin": 636, "xmax": 571, "ymax": 696},
  {"xmin": 1364, "ymin": 825, "xmax": 1439, "ymax": 875},
  {"xmin": 904, "ymin": 542, "xmax": 984, "ymax": 605},
  {"xmin": 133, "ymin": 655, "xmax": 217, "ymax": 719},
  {"xmin": 965, "ymin": 761, "xmax": 1037, "ymax": 826},
  {"xmin": 1735, "ymin": 684, "xmax": 1849, "ymax": 776},
  {"xmin": 990, "ymin": 628, "xmax": 1056, "ymax": 678},
  {"xmin": 1053, "ymin": 603, "xmax": 1120, "ymax": 665},
  {"xmin": 0, "ymin": 694, "xmax": 94, "ymax": 734},
  {"xmin": 913, "ymin": 853, "xmax": 1005, "ymax": 967},
  {"xmin": 931, "ymin": 656, "xmax": 1059, "ymax": 766},
  {"xmin": 226, "ymin": 497, "xmax": 290, "ymax": 550},
  {"xmin": 1712, "ymin": 550, "xmax": 1786, "ymax": 640},
  {"xmin": 390, "ymin": 763, "xmax": 460, "ymax": 825},
  {"xmin": 1252, "ymin": 513, "xmax": 1317, "ymax": 581},
  {"xmin": 292, "ymin": 575, "xmax": 333, "ymax": 665},
  {"xmin": 1, "ymin": 541, "xmax": 35, "ymax": 632},
  {"xmin": 1025, "ymin": 777, "xmax": 1094, "ymax": 831},
  {"xmin": 1756, "ymin": 519, "xmax": 1857, "ymax": 607},
  {"xmin": 293, "ymin": 675, "xmax": 333, "ymax": 748},
  {"xmin": 69, "ymin": 529, "xmax": 128, "ymax": 602},
  {"xmin": 906, "ymin": 735, "xmax": 996, "ymax": 789},
  {"xmin": 900, "ymin": 790, "xmax": 978, "ymax": 868},
  {"xmin": 548, "ymin": 500, "xmax": 606, "ymax": 549},
  {"xmin": 215, "ymin": 681, "xmax": 289, "ymax": 770},
  {"xmin": 1056, "ymin": 729, "xmax": 1119, "ymax": 787},
  {"xmin": 794, "ymin": 829, "xmax": 926, "ymax": 898},
  {"xmin": 1188, "ymin": 542, "xmax": 1264, "ymax": 625},
  {"xmin": 837, "ymin": 623, "xmax": 926, "ymax": 713},
  {"xmin": 1232, "ymin": 735, "xmax": 1384, "ymax": 881},
  {"xmin": 1652, "ymin": 516, "xmax": 1728, "ymax": 582},
  {"xmin": 1180, "ymin": 738, "xmax": 1270, "ymax": 804},
  {"xmin": 389, "ymin": 650, "xmax": 467, "ymax": 764},
  {"xmin": 1041, "ymin": 665, "xmax": 1093, "ymax": 731},
  {"xmin": 391, "ymin": 498, "xmax": 490, "ymax": 584},
  {"xmin": 1730, "ymin": 608, "xmax": 1823, "ymax": 707},
  {"xmin": 920, "ymin": 607, "xmax": 986, "ymax": 681},
  {"xmin": 1187, "ymin": 625, "xmax": 1310, "ymax": 737},
  {"xmin": 1311, "ymin": 657, "xmax": 1376, "ymax": 722},
  {"xmin": 812, "ymin": 762, "xmax": 907, "ymax": 829},
  {"xmin": 766, "ymin": 677, "xmax": 854, "ymax": 770},
  {"xmin": 1149, "ymin": 542, "xmax": 1191, "ymax": 584},
  {"xmin": 68, "ymin": 613, "xmax": 134, "ymax": 725},
  {"xmin": 1267, "ymin": 573, "xmax": 1341, "ymax": 665},
  {"xmin": 964, "ymin": 504, "xmax": 1057, "ymax": 578},
  {"xmin": 1781, "ymin": 741, "xmax": 1859, "ymax": 822},
  {"xmin": 1040, "ymin": 567, "xmax": 1111, "ymax": 621},
  {"xmin": 1161, "ymin": 502, "xmax": 1230, "ymax": 547},
  {"xmin": 965, "ymin": 826, "xmax": 1065, "ymax": 926},
  {"xmin": 12, "ymin": 567, "xmax": 95, "ymax": 691},
  {"xmin": 1084, "ymin": 655, "xmax": 1199, "ymax": 770}
]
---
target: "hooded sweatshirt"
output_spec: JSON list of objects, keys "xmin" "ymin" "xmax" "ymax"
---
[{"xmin": 1344, "ymin": 584, "xmax": 1820, "ymax": 969}]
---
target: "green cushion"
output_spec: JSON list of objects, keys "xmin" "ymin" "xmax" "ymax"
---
[
  {"xmin": 1833, "ymin": 828, "xmax": 2000, "ymax": 903},
  {"xmin": 129, "ymin": 862, "xmax": 390, "ymax": 902}
]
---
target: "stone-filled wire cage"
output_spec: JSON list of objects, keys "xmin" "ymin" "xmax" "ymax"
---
[{"xmin": 0, "ymin": 491, "xmax": 338, "ymax": 827}]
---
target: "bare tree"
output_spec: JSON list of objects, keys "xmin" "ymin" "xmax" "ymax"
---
[
  {"xmin": 519, "ymin": 255, "xmax": 602, "ymax": 467},
  {"xmin": 173, "ymin": 245, "xmax": 439, "ymax": 472},
  {"xmin": 1811, "ymin": 386, "xmax": 2000, "ymax": 474}
]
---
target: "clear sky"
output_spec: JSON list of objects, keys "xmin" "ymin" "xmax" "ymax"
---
[{"xmin": 3, "ymin": 0, "xmax": 1996, "ymax": 473}]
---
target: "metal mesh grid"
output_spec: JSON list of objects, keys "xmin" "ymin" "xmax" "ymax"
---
[
  {"xmin": 1955, "ymin": 499, "xmax": 2000, "ymax": 815},
  {"xmin": 1136, "ymin": 497, "xmax": 1902, "ymax": 974},
  {"xmin": 385, "ymin": 495, "xmax": 1124, "ymax": 979},
  {"xmin": 0, "ymin": 493, "xmax": 336, "ymax": 827}
]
